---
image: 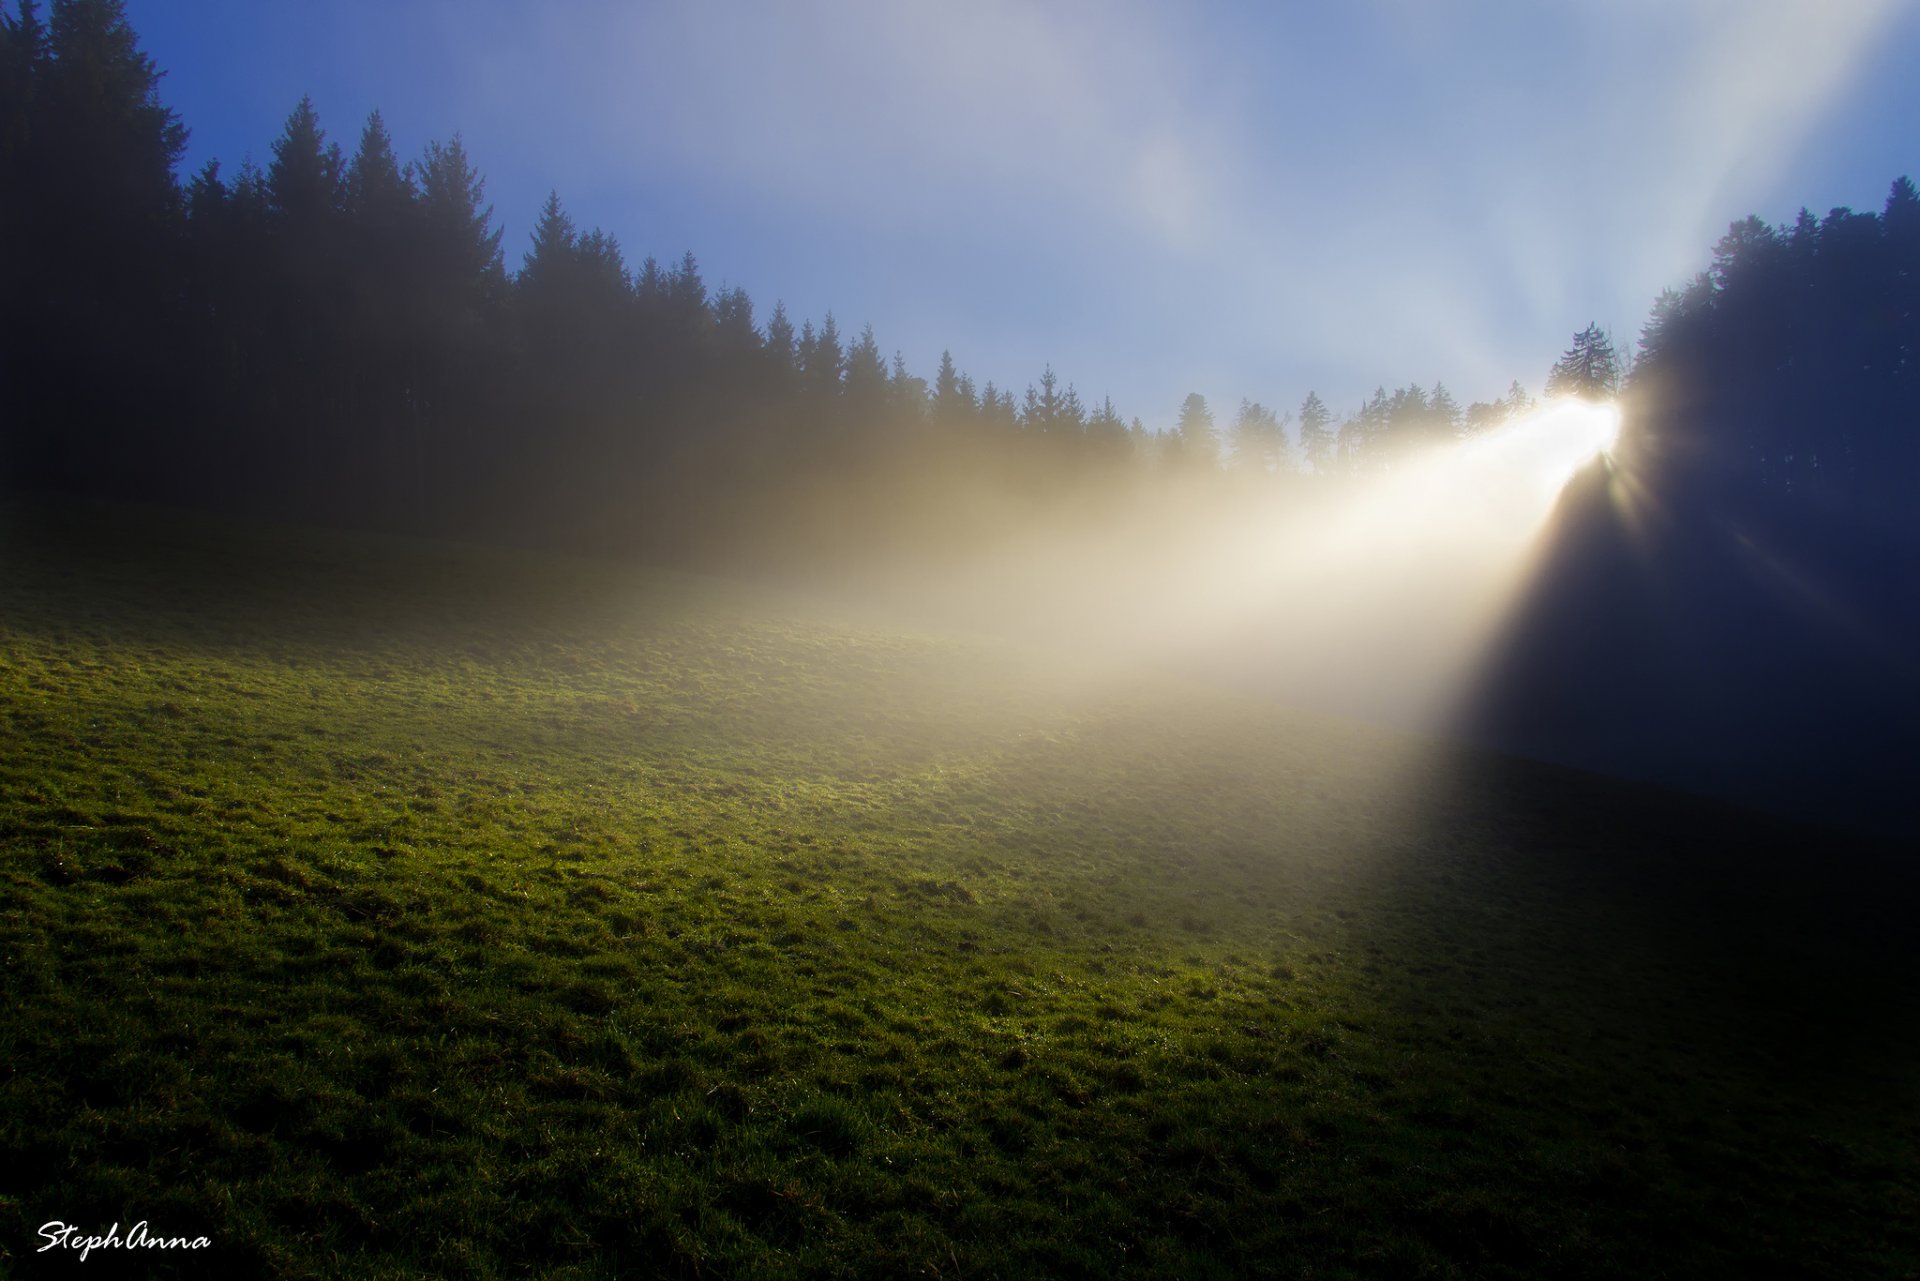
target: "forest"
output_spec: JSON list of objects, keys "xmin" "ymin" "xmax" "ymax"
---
[
  {"xmin": 9, "ymin": 3, "xmax": 1904, "ymax": 553},
  {"xmin": 3, "ymin": 0, "xmax": 1917, "ymax": 827},
  {"xmin": 4, "ymin": 6, "xmax": 1920, "ymax": 1275}
]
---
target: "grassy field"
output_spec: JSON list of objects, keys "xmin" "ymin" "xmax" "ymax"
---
[{"xmin": 2, "ymin": 499, "xmax": 1916, "ymax": 1279}]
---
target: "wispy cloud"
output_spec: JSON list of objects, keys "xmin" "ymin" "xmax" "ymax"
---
[{"xmin": 290, "ymin": 0, "xmax": 1918, "ymax": 416}]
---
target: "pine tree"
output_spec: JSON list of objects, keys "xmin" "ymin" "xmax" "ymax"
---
[
  {"xmin": 4, "ymin": 0, "xmax": 189, "ymax": 489},
  {"xmin": 634, "ymin": 254, "xmax": 666, "ymax": 318},
  {"xmin": 1175, "ymin": 392, "xmax": 1216, "ymax": 467},
  {"xmin": 802, "ymin": 313, "xmax": 842, "ymax": 395},
  {"xmin": 417, "ymin": 133, "xmax": 503, "ymax": 309},
  {"xmin": 1229, "ymin": 399, "xmax": 1284, "ymax": 473},
  {"xmin": 0, "ymin": 1, "xmax": 47, "ymax": 194},
  {"xmin": 517, "ymin": 195, "xmax": 630, "ymax": 378},
  {"xmin": 796, "ymin": 319, "xmax": 817, "ymax": 382},
  {"xmin": 712, "ymin": 285, "xmax": 757, "ymax": 352},
  {"xmin": 1088, "ymin": 395, "xmax": 1128, "ymax": 442},
  {"xmin": 1024, "ymin": 366, "xmax": 1070, "ymax": 434},
  {"xmin": 1297, "ymin": 391, "xmax": 1333, "ymax": 473},
  {"xmin": 346, "ymin": 109, "xmax": 412, "ymax": 223},
  {"xmin": 520, "ymin": 190, "xmax": 576, "ymax": 290},
  {"xmin": 575, "ymin": 228, "xmax": 630, "ymax": 300},
  {"xmin": 1885, "ymin": 178, "xmax": 1918, "ymax": 394},
  {"xmin": 1384, "ymin": 384, "xmax": 1430, "ymax": 454},
  {"xmin": 37, "ymin": 0, "xmax": 184, "ymax": 222},
  {"xmin": 666, "ymin": 249, "xmax": 709, "ymax": 337},
  {"xmin": 978, "ymin": 380, "xmax": 1015, "ymax": 431},
  {"xmin": 889, "ymin": 351, "xmax": 926, "ymax": 424},
  {"xmin": 932, "ymin": 349, "xmax": 972, "ymax": 423},
  {"xmin": 268, "ymin": 96, "xmax": 342, "ymax": 223},
  {"xmin": 341, "ymin": 109, "xmax": 420, "ymax": 463},
  {"xmin": 1428, "ymin": 382, "xmax": 1461, "ymax": 440},
  {"xmin": 1341, "ymin": 386, "xmax": 1390, "ymax": 471},
  {"xmin": 411, "ymin": 132, "xmax": 503, "ymax": 514},
  {"xmin": 258, "ymin": 96, "xmax": 354, "ymax": 494},
  {"xmin": 1058, "ymin": 382, "xmax": 1086, "ymax": 434},
  {"xmin": 1545, "ymin": 324, "xmax": 1621, "ymax": 400},
  {"xmin": 844, "ymin": 323, "xmax": 887, "ymax": 396},
  {"xmin": 1505, "ymin": 379, "xmax": 1534, "ymax": 417},
  {"xmin": 764, "ymin": 301, "xmax": 795, "ymax": 371}
]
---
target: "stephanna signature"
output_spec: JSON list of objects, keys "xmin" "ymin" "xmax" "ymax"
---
[{"xmin": 38, "ymin": 1221, "xmax": 212, "ymax": 1261}]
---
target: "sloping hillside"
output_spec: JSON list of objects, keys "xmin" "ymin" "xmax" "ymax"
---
[{"xmin": 2, "ymin": 501, "xmax": 1915, "ymax": 1278}]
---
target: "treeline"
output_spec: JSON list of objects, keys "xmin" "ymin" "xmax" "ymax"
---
[
  {"xmin": 2, "ymin": 0, "xmax": 1566, "ymax": 571},
  {"xmin": 3, "ymin": 1, "xmax": 1915, "ymax": 582},
  {"xmin": 1467, "ymin": 183, "xmax": 1920, "ymax": 835},
  {"xmin": 1630, "ymin": 188, "xmax": 1920, "ymax": 531}
]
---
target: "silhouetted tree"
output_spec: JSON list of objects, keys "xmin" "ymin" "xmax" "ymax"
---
[
  {"xmin": 764, "ymin": 301, "xmax": 796, "ymax": 373},
  {"xmin": 1174, "ymin": 393, "xmax": 1217, "ymax": 468},
  {"xmin": 1058, "ymin": 383, "xmax": 1087, "ymax": 436},
  {"xmin": 0, "ymin": 2, "xmax": 43, "ymax": 173},
  {"xmin": 665, "ymin": 250, "xmax": 709, "ymax": 343},
  {"xmin": 1297, "ymin": 392, "xmax": 1334, "ymax": 473},
  {"xmin": 977, "ymin": 381, "xmax": 1017, "ymax": 432},
  {"xmin": 843, "ymin": 322, "xmax": 890, "ymax": 430},
  {"xmin": 1428, "ymin": 383, "xmax": 1461, "ymax": 440},
  {"xmin": 1546, "ymin": 324, "xmax": 1620, "ymax": 400},
  {"xmin": 268, "ymin": 97, "xmax": 342, "ymax": 223},
  {"xmin": 2, "ymin": 0, "xmax": 187, "ymax": 489},
  {"xmin": 1087, "ymin": 395, "xmax": 1130, "ymax": 452},
  {"xmin": 1023, "ymin": 366, "xmax": 1079, "ymax": 437},
  {"xmin": 888, "ymin": 351, "xmax": 926, "ymax": 425},
  {"xmin": 713, "ymin": 285, "xmax": 757, "ymax": 353},
  {"xmin": 1229, "ymin": 400, "xmax": 1285, "ymax": 474},
  {"xmin": 1474, "ymin": 177, "xmax": 1920, "ymax": 836},
  {"xmin": 403, "ymin": 131, "xmax": 503, "ymax": 521},
  {"xmin": 931, "ymin": 349, "xmax": 973, "ymax": 425},
  {"xmin": 31, "ymin": 0, "xmax": 1798, "ymax": 580},
  {"xmin": 802, "ymin": 313, "xmax": 843, "ymax": 398}
]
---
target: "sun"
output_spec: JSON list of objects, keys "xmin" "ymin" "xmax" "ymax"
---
[{"xmin": 1466, "ymin": 397, "xmax": 1622, "ymax": 495}]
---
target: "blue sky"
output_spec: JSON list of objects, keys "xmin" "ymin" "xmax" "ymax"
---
[{"xmin": 125, "ymin": 0, "xmax": 1920, "ymax": 431}]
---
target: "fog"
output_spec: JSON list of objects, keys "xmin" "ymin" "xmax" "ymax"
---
[{"xmin": 853, "ymin": 400, "xmax": 1621, "ymax": 733}]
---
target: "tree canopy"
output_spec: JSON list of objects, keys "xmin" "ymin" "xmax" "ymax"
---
[
  {"xmin": 2, "ymin": 1, "xmax": 1914, "ymax": 580},
  {"xmin": 1545, "ymin": 324, "xmax": 1620, "ymax": 401}
]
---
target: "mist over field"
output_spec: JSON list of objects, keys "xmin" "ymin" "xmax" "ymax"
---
[{"xmin": 4, "ymin": 2, "xmax": 1920, "ymax": 1276}]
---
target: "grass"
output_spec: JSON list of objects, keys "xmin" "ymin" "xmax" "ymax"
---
[{"xmin": 1, "ymin": 498, "xmax": 1916, "ymax": 1278}]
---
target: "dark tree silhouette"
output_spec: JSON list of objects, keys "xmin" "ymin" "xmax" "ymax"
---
[
  {"xmin": 843, "ymin": 323, "xmax": 890, "ymax": 436},
  {"xmin": 1545, "ymin": 324, "xmax": 1620, "ymax": 400},
  {"xmin": 763, "ymin": 301, "xmax": 796, "ymax": 373},
  {"xmin": 1174, "ymin": 393, "xmax": 1216, "ymax": 468},
  {"xmin": 931, "ymin": 350, "xmax": 973, "ymax": 426},
  {"xmin": 18, "ymin": 0, "xmax": 1915, "ymax": 780},
  {"xmin": 1, "ymin": 0, "xmax": 187, "ymax": 491},
  {"xmin": 1023, "ymin": 366, "xmax": 1078, "ymax": 437},
  {"xmin": 1469, "ymin": 181, "xmax": 1920, "ymax": 834},
  {"xmin": 802, "ymin": 313, "xmax": 844, "ymax": 399}
]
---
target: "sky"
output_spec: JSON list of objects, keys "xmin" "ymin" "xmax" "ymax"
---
[{"xmin": 123, "ymin": 0, "xmax": 1920, "ymax": 432}]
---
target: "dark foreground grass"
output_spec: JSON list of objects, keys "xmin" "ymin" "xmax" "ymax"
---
[{"xmin": 2, "ymin": 500, "xmax": 1916, "ymax": 1279}]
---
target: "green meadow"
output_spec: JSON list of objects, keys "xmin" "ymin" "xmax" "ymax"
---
[{"xmin": 1, "ymin": 501, "xmax": 1915, "ymax": 1279}]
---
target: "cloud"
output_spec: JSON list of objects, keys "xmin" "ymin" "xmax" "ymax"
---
[
  {"xmin": 488, "ymin": 0, "xmax": 1210, "ymax": 246},
  {"xmin": 422, "ymin": 0, "xmax": 1910, "ymax": 414},
  {"xmin": 1643, "ymin": 0, "xmax": 1901, "ymax": 249},
  {"xmin": 1166, "ymin": 0, "xmax": 1910, "ymax": 405}
]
